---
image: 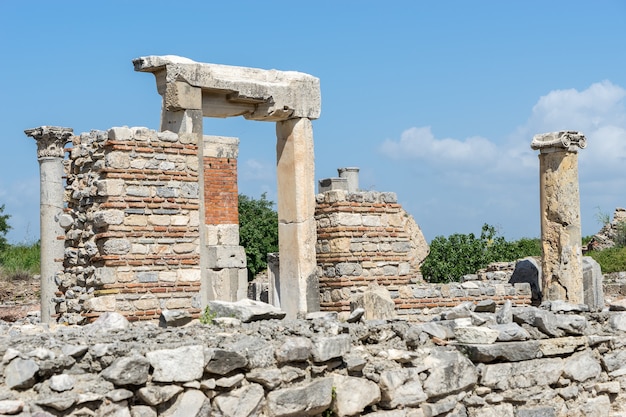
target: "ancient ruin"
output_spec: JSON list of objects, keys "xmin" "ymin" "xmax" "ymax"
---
[
  {"xmin": 10, "ymin": 56, "xmax": 626, "ymax": 416},
  {"xmin": 531, "ymin": 131, "xmax": 586, "ymax": 304}
]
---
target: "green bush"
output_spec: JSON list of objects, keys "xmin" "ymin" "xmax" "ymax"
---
[
  {"xmin": 0, "ymin": 205, "xmax": 10, "ymax": 253},
  {"xmin": 238, "ymin": 193, "xmax": 278, "ymax": 280},
  {"xmin": 0, "ymin": 241, "xmax": 41, "ymax": 278},
  {"xmin": 421, "ymin": 224, "xmax": 541, "ymax": 283},
  {"xmin": 587, "ymin": 246, "xmax": 626, "ymax": 273}
]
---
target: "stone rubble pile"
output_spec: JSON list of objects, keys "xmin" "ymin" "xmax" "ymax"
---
[{"xmin": 1, "ymin": 298, "xmax": 626, "ymax": 417}]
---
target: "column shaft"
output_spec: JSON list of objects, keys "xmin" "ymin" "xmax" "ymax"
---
[{"xmin": 276, "ymin": 118, "xmax": 319, "ymax": 318}]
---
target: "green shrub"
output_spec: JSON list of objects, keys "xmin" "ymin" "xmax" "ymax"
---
[
  {"xmin": 587, "ymin": 246, "xmax": 626, "ymax": 273},
  {"xmin": 0, "ymin": 241, "xmax": 41, "ymax": 278},
  {"xmin": 238, "ymin": 193, "xmax": 278, "ymax": 280},
  {"xmin": 0, "ymin": 205, "xmax": 10, "ymax": 253},
  {"xmin": 421, "ymin": 224, "xmax": 541, "ymax": 283}
]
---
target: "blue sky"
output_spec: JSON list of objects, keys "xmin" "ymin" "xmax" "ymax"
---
[{"xmin": 1, "ymin": 1, "xmax": 625, "ymax": 244}]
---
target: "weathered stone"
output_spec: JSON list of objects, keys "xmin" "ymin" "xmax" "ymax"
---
[
  {"xmin": 205, "ymin": 348, "xmax": 247, "ymax": 375},
  {"xmin": 609, "ymin": 312, "xmax": 626, "ymax": 331},
  {"xmin": 207, "ymin": 299, "xmax": 286, "ymax": 322},
  {"xmin": 101, "ymin": 354, "xmax": 150, "ymax": 386},
  {"xmin": 481, "ymin": 358, "xmax": 563, "ymax": 390},
  {"xmin": 312, "ymin": 335, "xmax": 351, "ymax": 362},
  {"xmin": 467, "ymin": 403, "xmax": 514, "ymax": 417},
  {"xmin": 146, "ymin": 345, "xmax": 205, "ymax": 382},
  {"xmin": 266, "ymin": 378, "xmax": 333, "ymax": 417},
  {"xmin": 276, "ymin": 337, "xmax": 312, "ymax": 363},
  {"xmin": 562, "ymin": 351, "xmax": 601, "ymax": 382},
  {"xmin": 379, "ymin": 368, "xmax": 427, "ymax": 408},
  {"xmin": 85, "ymin": 312, "xmax": 130, "ymax": 334},
  {"xmin": 136, "ymin": 385, "xmax": 183, "ymax": 406},
  {"xmin": 0, "ymin": 400, "xmax": 24, "ymax": 415},
  {"xmin": 212, "ymin": 383, "xmax": 264, "ymax": 417},
  {"xmin": 131, "ymin": 405, "xmax": 157, "ymax": 417},
  {"xmin": 496, "ymin": 300, "xmax": 513, "ymax": 324},
  {"xmin": 350, "ymin": 285, "xmax": 396, "ymax": 320},
  {"xmin": 475, "ymin": 299, "xmax": 497, "ymax": 313},
  {"xmin": 509, "ymin": 258, "xmax": 542, "ymax": 305},
  {"xmin": 441, "ymin": 301, "xmax": 474, "ymax": 320},
  {"xmin": 332, "ymin": 374, "xmax": 381, "ymax": 417},
  {"xmin": 423, "ymin": 350, "xmax": 478, "ymax": 398},
  {"xmin": 538, "ymin": 336, "xmax": 587, "ymax": 356},
  {"xmin": 420, "ymin": 397, "xmax": 457, "ymax": 417},
  {"xmin": 164, "ymin": 389, "xmax": 211, "ymax": 417},
  {"xmin": 489, "ymin": 322, "xmax": 530, "ymax": 342},
  {"xmin": 226, "ymin": 335, "xmax": 276, "ymax": 369},
  {"xmin": 5, "ymin": 358, "xmax": 39, "ymax": 389},
  {"xmin": 50, "ymin": 374, "xmax": 75, "ymax": 392},
  {"xmin": 159, "ymin": 310, "xmax": 192, "ymax": 328},
  {"xmin": 455, "ymin": 326, "xmax": 499, "ymax": 344},
  {"xmin": 35, "ymin": 396, "xmax": 76, "ymax": 411},
  {"xmin": 108, "ymin": 389, "xmax": 133, "ymax": 402},
  {"xmin": 246, "ymin": 368, "xmax": 282, "ymax": 390}
]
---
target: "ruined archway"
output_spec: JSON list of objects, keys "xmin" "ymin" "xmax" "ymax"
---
[{"xmin": 133, "ymin": 56, "xmax": 321, "ymax": 318}]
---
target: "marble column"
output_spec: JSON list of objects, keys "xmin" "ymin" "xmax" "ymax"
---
[
  {"xmin": 276, "ymin": 117, "xmax": 319, "ymax": 318},
  {"xmin": 25, "ymin": 126, "xmax": 73, "ymax": 324},
  {"xmin": 531, "ymin": 131, "xmax": 587, "ymax": 303}
]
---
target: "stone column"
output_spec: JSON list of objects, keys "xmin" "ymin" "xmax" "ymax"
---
[
  {"xmin": 531, "ymin": 131, "xmax": 587, "ymax": 303},
  {"xmin": 276, "ymin": 118, "xmax": 319, "ymax": 318},
  {"xmin": 338, "ymin": 167, "xmax": 360, "ymax": 193},
  {"xmin": 25, "ymin": 126, "xmax": 73, "ymax": 324}
]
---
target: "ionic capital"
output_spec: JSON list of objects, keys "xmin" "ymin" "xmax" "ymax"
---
[
  {"xmin": 25, "ymin": 126, "xmax": 73, "ymax": 159},
  {"xmin": 531, "ymin": 131, "xmax": 587, "ymax": 152}
]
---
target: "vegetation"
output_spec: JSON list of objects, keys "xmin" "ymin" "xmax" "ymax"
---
[
  {"xmin": 421, "ymin": 224, "xmax": 541, "ymax": 283},
  {"xmin": 0, "ymin": 205, "xmax": 10, "ymax": 253},
  {"xmin": 199, "ymin": 305, "xmax": 218, "ymax": 325},
  {"xmin": 238, "ymin": 193, "xmax": 279, "ymax": 280},
  {"xmin": 0, "ymin": 206, "xmax": 40, "ymax": 281},
  {"xmin": 587, "ymin": 246, "xmax": 626, "ymax": 274}
]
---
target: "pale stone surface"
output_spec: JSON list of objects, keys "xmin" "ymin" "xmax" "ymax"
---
[
  {"xmin": 213, "ymin": 383, "xmax": 264, "ymax": 417},
  {"xmin": 137, "ymin": 385, "xmax": 183, "ymax": 406},
  {"xmin": 206, "ymin": 245, "xmax": 246, "ymax": 268},
  {"xmin": 203, "ymin": 135, "xmax": 240, "ymax": 158},
  {"xmin": 481, "ymin": 358, "xmax": 563, "ymax": 390},
  {"xmin": 266, "ymin": 378, "xmax": 333, "ymax": 416},
  {"xmin": 350, "ymin": 284, "xmax": 396, "ymax": 320},
  {"xmin": 207, "ymin": 299, "xmax": 286, "ymax": 322},
  {"xmin": 85, "ymin": 295, "xmax": 117, "ymax": 312},
  {"xmin": 276, "ymin": 117, "xmax": 318, "ymax": 318},
  {"xmin": 455, "ymin": 326, "xmax": 499, "ymax": 344},
  {"xmin": 532, "ymin": 131, "xmax": 586, "ymax": 303},
  {"xmin": 146, "ymin": 345, "xmax": 205, "ymax": 382},
  {"xmin": 134, "ymin": 55, "xmax": 321, "ymax": 121},
  {"xmin": 422, "ymin": 350, "xmax": 478, "ymax": 398},
  {"xmin": 5, "ymin": 358, "xmax": 39, "ymax": 389},
  {"xmin": 379, "ymin": 368, "xmax": 427, "ymax": 408},
  {"xmin": 332, "ymin": 374, "xmax": 381, "ymax": 417}
]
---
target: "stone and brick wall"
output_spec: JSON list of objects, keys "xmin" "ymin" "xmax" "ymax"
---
[{"xmin": 59, "ymin": 127, "xmax": 202, "ymax": 323}]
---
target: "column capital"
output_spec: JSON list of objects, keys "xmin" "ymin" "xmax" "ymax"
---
[
  {"xmin": 25, "ymin": 126, "xmax": 73, "ymax": 159},
  {"xmin": 531, "ymin": 131, "xmax": 587, "ymax": 153}
]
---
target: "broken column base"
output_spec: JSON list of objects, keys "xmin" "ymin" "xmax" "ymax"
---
[{"xmin": 206, "ymin": 245, "xmax": 248, "ymax": 302}]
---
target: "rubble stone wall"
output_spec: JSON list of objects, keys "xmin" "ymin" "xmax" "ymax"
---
[
  {"xmin": 60, "ymin": 127, "xmax": 202, "ymax": 324},
  {"xmin": 315, "ymin": 190, "xmax": 531, "ymax": 315},
  {"xmin": 1, "ymin": 304, "xmax": 626, "ymax": 417}
]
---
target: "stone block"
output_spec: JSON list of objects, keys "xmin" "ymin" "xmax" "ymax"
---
[
  {"xmin": 206, "ymin": 246, "xmax": 246, "ymax": 269},
  {"xmin": 165, "ymin": 80, "xmax": 202, "ymax": 111},
  {"xmin": 350, "ymin": 285, "xmax": 396, "ymax": 320},
  {"xmin": 85, "ymin": 295, "xmax": 117, "ymax": 312},
  {"xmin": 582, "ymin": 256, "xmax": 604, "ymax": 311},
  {"xmin": 125, "ymin": 215, "xmax": 148, "ymax": 227},
  {"xmin": 206, "ymin": 224, "xmax": 239, "ymax": 246},
  {"xmin": 318, "ymin": 177, "xmax": 348, "ymax": 194},
  {"xmin": 126, "ymin": 185, "xmax": 151, "ymax": 197},
  {"xmin": 94, "ymin": 267, "xmax": 116, "ymax": 285},
  {"xmin": 178, "ymin": 268, "xmax": 201, "ymax": 282},
  {"xmin": 96, "ymin": 179, "xmax": 124, "ymax": 196},
  {"xmin": 105, "ymin": 152, "xmax": 130, "ymax": 169},
  {"xmin": 93, "ymin": 210, "xmax": 124, "ymax": 228},
  {"xmin": 207, "ymin": 268, "xmax": 247, "ymax": 301},
  {"xmin": 203, "ymin": 136, "xmax": 239, "ymax": 158},
  {"xmin": 134, "ymin": 295, "xmax": 159, "ymax": 311},
  {"xmin": 102, "ymin": 239, "xmax": 131, "ymax": 255},
  {"xmin": 108, "ymin": 126, "xmax": 133, "ymax": 141}
]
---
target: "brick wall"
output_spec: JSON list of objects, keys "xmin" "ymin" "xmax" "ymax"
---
[
  {"xmin": 60, "ymin": 127, "xmax": 202, "ymax": 323},
  {"xmin": 203, "ymin": 157, "xmax": 238, "ymax": 225},
  {"xmin": 315, "ymin": 189, "xmax": 531, "ymax": 316}
]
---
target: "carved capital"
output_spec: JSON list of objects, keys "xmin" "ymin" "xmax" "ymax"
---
[
  {"xmin": 25, "ymin": 126, "xmax": 73, "ymax": 159},
  {"xmin": 531, "ymin": 131, "xmax": 587, "ymax": 152}
]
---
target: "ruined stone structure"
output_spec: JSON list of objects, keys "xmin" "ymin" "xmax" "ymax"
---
[
  {"xmin": 2, "ymin": 300, "xmax": 626, "ymax": 416},
  {"xmin": 531, "ymin": 131, "xmax": 586, "ymax": 304},
  {"xmin": 314, "ymin": 169, "xmax": 531, "ymax": 317},
  {"xmin": 24, "ymin": 126, "xmax": 73, "ymax": 324},
  {"xmin": 132, "ymin": 55, "xmax": 322, "ymax": 320}
]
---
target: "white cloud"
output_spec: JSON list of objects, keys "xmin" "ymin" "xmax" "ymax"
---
[
  {"xmin": 378, "ymin": 81, "xmax": 626, "ymax": 240},
  {"xmin": 380, "ymin": 126, "xmax": 498, "ymax": 167}
]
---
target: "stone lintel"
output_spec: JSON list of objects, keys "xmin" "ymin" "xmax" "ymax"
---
[
  {"xmin": 531, "ymin": 131, "xmax": 587, "ymax": 153},
  {"xmin": 133, "ymin": 55, "xmax": 321, "ymax": 121},
  {"xmin": 203, "ymin": 136, "xmax": 240, "ymax": 159},
  {"xmin": 25, "ymin": 126, "xmax": 73, "ymax": 159}
]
